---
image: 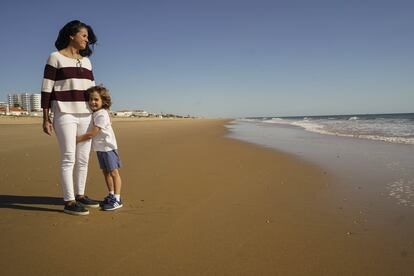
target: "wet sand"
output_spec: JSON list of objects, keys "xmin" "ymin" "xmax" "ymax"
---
[{"xmin": 0, "ymin": 119, "xmax": 413, "ymax": 275}]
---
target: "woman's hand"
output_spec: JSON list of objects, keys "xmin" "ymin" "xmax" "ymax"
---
[
  {"xmin": 42, "ymin": 108, "xmax": 53, "ymax": 136},
  {"xmin": 43, "ymin": 119, "xmax": 53, "ymax": 135}
]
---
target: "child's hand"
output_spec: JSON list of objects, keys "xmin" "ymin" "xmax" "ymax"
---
[{"xmin": 76, "ymin": 136, "xmax": 81, "ymax": 144}]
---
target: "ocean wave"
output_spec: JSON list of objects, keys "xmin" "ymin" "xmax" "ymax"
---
[
  {"xmin": 238, "ymin": 118, "xmax": 262, "ymax": 123},
  {"xmin": 292, "ymin": 121, "xmax": 414, "ymax": 145},
  {"xmin": 271, "ymin": 117, "xmax": 283, "ymax": 121},
  {"xmin": 261, "ymin": 118, "xmax": 291, "ymax": 124},
  {"xmin": 238, "ymin": 114, "xmax": 414, "ymax": 145},
  {"xmin": 287, "ymin": 120, "xmax": 414, "ymax": 145},
  {"xmin": 357, "ymin": 135, "xmax": 414, "ymax": 145}
]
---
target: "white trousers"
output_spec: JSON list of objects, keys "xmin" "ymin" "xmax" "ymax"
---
[{"xmin": 53, "ymin": 112, "xmax": 92, "ymax": 201}]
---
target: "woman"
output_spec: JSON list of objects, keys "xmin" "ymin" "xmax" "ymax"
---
[{"xmin": 41, "ymin": 20, "xmax": 99, "ymax": 215}]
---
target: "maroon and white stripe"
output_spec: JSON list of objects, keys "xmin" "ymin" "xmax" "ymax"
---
[{"xmin": 41, "ymin": 51, "xmax": 95, "ymax": 113}]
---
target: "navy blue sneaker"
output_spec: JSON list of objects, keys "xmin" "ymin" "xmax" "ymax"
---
[
  {"xmin": 101, "ymin": 193, "xmax": 115, "ymax": 206},
  {"xmin": 103, "ymin": 197, "xmax": 123, "ymax": 211},
  {"xmin": 76, "ymin": 195, "xmax": 100, "ymax": 208},
  {"xmin": 64, "ymin": 202, "xmax": 89, "ymax": 215}
]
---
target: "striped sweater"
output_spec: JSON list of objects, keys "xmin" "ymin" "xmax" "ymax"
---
[{"xmin": 41, "ymin": 51, "xmax": 95, "ymax": 113}]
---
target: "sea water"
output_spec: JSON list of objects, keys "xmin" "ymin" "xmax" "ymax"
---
[
  {"xmin": 242, "ymin": 113, "xmax": 414, "ymax": 145},
  {"xmin": 226, "ymin": 113, "xmax": 414, "ymax": 207}
]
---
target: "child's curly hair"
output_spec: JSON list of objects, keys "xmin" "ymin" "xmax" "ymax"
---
[{"xmin": 86, "ymin": 85, "xmax": 112, "ymax": 109}]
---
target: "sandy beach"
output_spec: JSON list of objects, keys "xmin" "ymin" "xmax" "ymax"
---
[{"xmin": 1, "ymin": 118, "xmax": 413, "ymax": 275}]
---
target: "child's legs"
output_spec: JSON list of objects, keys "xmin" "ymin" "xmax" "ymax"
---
[
  {"xmin": 53, "ymin": 113, "xmax": 77, "ymax": 202},
  {"xmin": 102, "ymin": 170, "xmax": 114, "ymax": 192},
  {"xmin": 110, "ymin": 169, "xmax": 122, "ymax": 195},
  {"xmin": 74, "ymin": 114, "xmax": 92, "ymax": 196}
]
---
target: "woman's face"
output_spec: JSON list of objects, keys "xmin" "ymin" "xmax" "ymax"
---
[{"xmin": 70, "ymin": 27, "xmax": 89, "ymax": 50}]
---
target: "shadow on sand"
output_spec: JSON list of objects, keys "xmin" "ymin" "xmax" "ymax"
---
[{"xmin": 0, "ymin": 195, "xmax": 63, "ymax": 213}]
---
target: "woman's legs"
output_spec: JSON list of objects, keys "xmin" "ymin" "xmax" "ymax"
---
[
  {"xmin": 74, "ymin": 114, "xmax": 92, "ymax": 196},
  {"xmin": 53, "ymin": 113, "xmax": 77, "ymax": 202},
  {"xmin": 54, "ymin": 113, "xmax": 92, "ymax": 202}
]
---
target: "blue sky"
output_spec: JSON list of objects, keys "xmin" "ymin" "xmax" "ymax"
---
[{"xmin": 0, "ymin": 0, "xmax": 413, "ymax": 118}]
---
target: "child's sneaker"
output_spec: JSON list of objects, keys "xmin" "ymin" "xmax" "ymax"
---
[
  {"xmin": 101, "ymin": 193, "xmax": 115, "ymax": 206},
  {"xmin": 103, "ymin": 197, "xmax": 123, "ymax": 211},
  {"xmin": 64, "ymin": 202, "xmax": 89, "ymax": 215}
]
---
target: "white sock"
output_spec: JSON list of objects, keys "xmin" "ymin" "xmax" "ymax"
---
[
  {"xmin": 109, "ymin": 191, "xmax": 114, "ymax": 195},
  {"xmin": 114, "ymin": 194, "xmax": 121, "ymax": 201}
]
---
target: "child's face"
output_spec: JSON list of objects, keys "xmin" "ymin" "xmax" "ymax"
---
[{"xmin": 89, "ymin": 91, "xmax": 103, "ymax": 111}]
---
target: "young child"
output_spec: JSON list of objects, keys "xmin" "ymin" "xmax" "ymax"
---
[{"xmin": 76, "ymin": 85, "xmax": 123, "ymax": 211}]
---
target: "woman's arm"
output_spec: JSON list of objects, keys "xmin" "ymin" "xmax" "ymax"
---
[
  {"xmin": 76, "ymin": 126, "xmax": 101, "ymax": 143},
  {"xmin": 42, "ymin": 108, "xmax": 53, "ymax": 135},
  {"xmin": 41, "ymin": 54, "xmax": 57, "ymax": 135}
]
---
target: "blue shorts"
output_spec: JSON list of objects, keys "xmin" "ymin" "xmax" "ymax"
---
[{"xmin": 96, "ymin": 150, "xmax": 122, "ymax": 172}]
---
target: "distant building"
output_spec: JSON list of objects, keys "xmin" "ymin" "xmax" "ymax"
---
[
  {"xmin": 8, "ymin": 93, "xmax": 22, "ymax": 108},
  {"xmin": 9, "ymin": 107, "xmax": 28, "ymax": 116},
  {"xmin": 112, "ymin": 110, "xmax": 152, "ymax": 118},
  {"xmin": 132, "ymin": 110, "xmax": 149, "ymax": 117},
  {"xmin": 22, "ymin": 93, "xmax": 31, "ymax": 111},
  {"xmin": 0, "ymin": 101, "xmax": 7, "ymax": 114},
  {"xmin": 113, "ymin": 111, "xmax": 133, "ymax": 117},
  {"xmin": 31, "ymin": 94, "xmax": 41, "ymax": 111},
  {"xmin": 6, "ymin": 93, "xmax": 41, "ymax": 112},
  {"xmin": 148, "ymin": 113, "xmax": 160, "ymax": 118}
]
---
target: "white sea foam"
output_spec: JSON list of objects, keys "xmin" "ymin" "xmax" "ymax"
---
[
  {"xmin": 291, "ymin": 120, "xmax": 327, "ymax": 134},
  {"xmin": 292, "ymin": 120, "xmax": 414, "ymax": 144},
  {"xmin": 239, "ymin": 115, "xmax": 414, "ymax": 145},
  {"xmin": 261, "ymin": 118, "xmax": 291, "ymax": 124},
  {"xmin": 238, "ymin": 118, "xmax": 262, "ymax": 123},
  {"xmin": 387, "ymin": 178, "xmax": 414, "ymax": 206}
]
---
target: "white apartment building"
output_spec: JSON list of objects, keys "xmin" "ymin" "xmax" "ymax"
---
[
  {"xmin": 7, "ymin": 93, "xmax": 41, "ymax": 111},
  {"xmin": 132, "ymin": 110, "xmax": 149, "ymax": 117},
  {"xmin": 8, "ymin": 93, "xmax": 22, "ymax": 108},
  {"xmin": 31, "ymin": 94, "xmax": 41, "ymax": 111},
  {"xmin": 22, "ymin": 93, "xmax": 31, "ymax": 111}
]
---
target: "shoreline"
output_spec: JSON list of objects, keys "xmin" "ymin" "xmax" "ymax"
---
[
  {"xmin": 1, "ymin": 119, "xmax": 413, "ymax": 275},
  {"xmin": 227, "ymin": 120, "xmax": 414, "ymax": 270},
  {"xmin": 226, "ymin": 120, "xmax": 414, "ymax": 205}
]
